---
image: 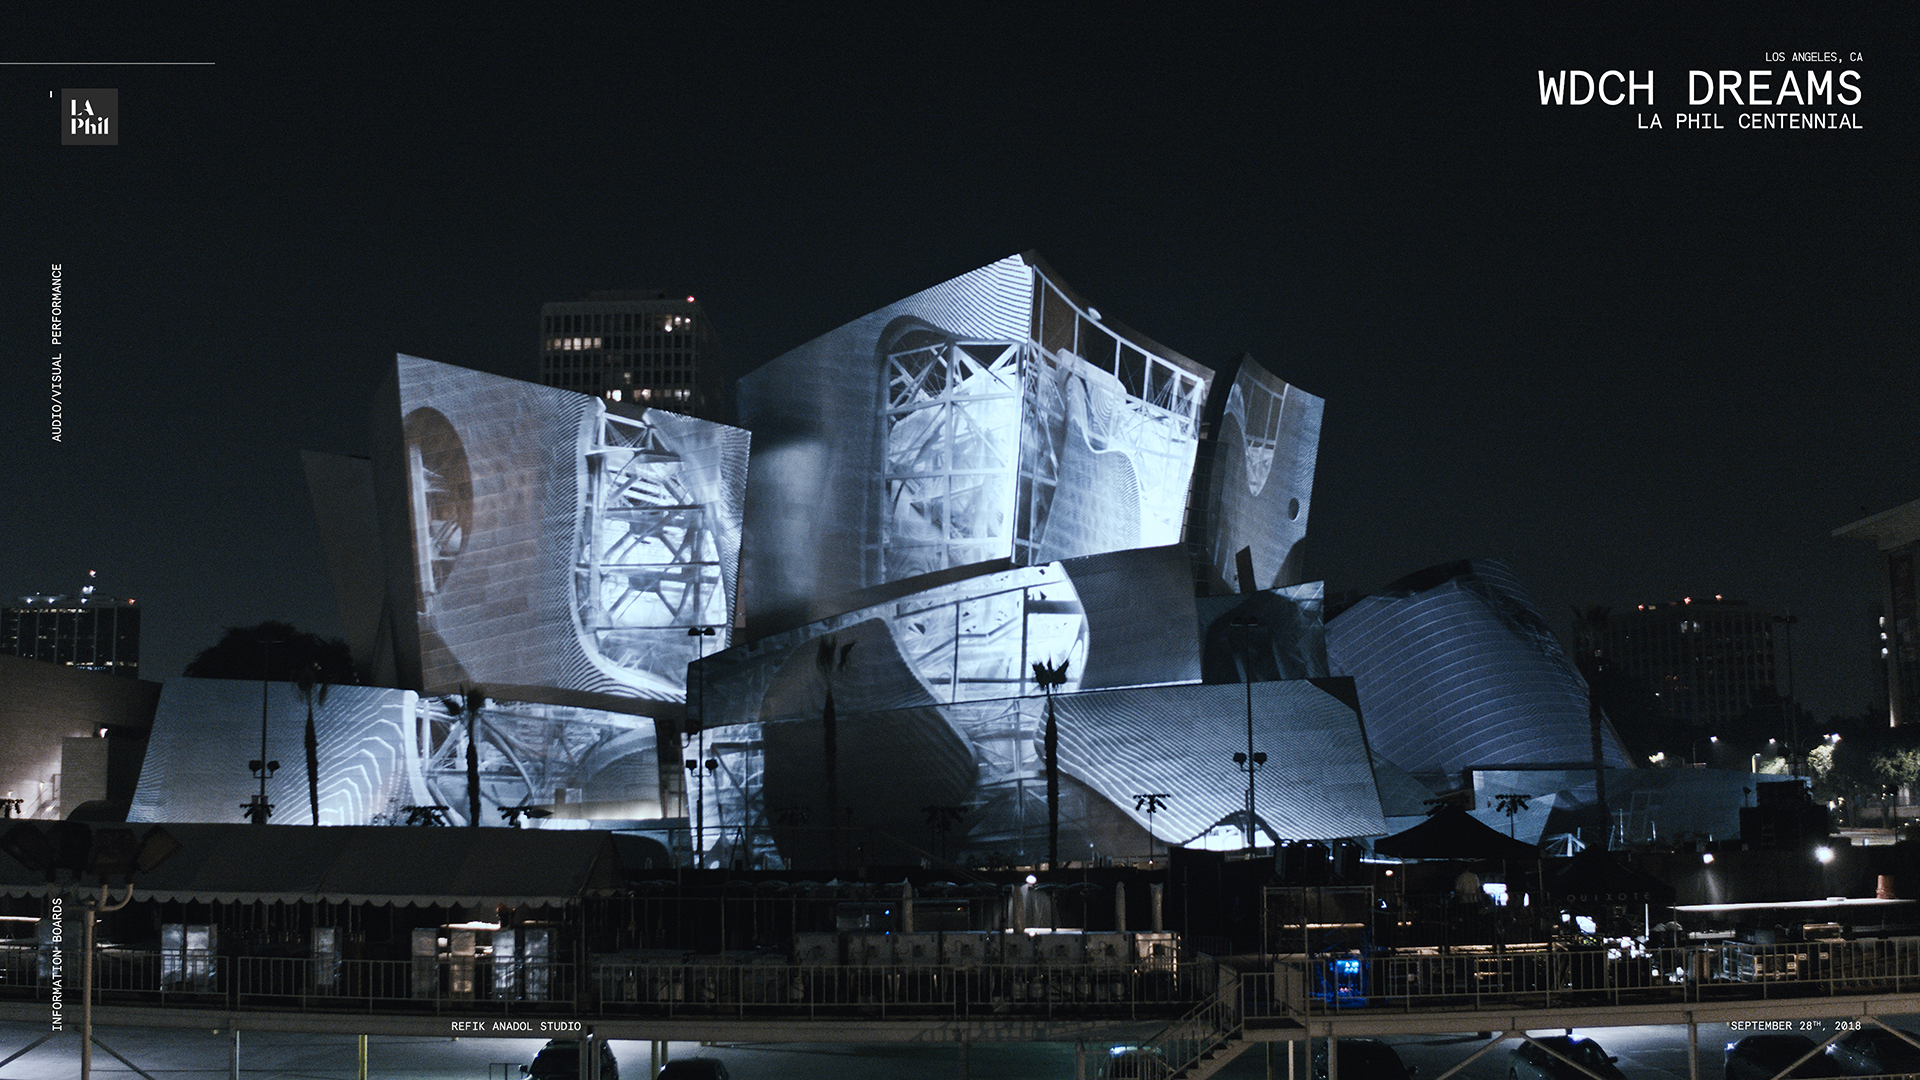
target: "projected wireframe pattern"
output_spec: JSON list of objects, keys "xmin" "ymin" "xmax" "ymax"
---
[
  {"xmin": 1195, "ymin": 356, "xmax": 1323, "ymax": 593},
  {"xmin": 738, "ymin": 254, "xmax": 1212, "ymax": 634},
  {"xmin": 130, "ymin": 680, "xmax": 426, "ymax": 826},
  {"xmin": 1327, "ymin": 559, "xmax": 1634, "ymax": 781},
  {"xmin": 129, "ymin": 680, "xmax": 666, "ymax": 828},
  {"xmin": 388, "ymin": 354, "xmax": 748, "ymax": 700},
  {"xmin": 1048, "ymin": 679, "xmax": 1383, "ymax": 845}
]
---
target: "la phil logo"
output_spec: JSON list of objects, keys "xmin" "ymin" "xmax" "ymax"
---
[{"xmin": 61, "ymin": 89, "xmax": 117, "ymax": 145}]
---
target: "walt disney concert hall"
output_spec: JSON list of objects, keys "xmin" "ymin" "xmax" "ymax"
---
[{"xmin": 128, "ymin": 253, "xmax": 1627, "ymax": 868}]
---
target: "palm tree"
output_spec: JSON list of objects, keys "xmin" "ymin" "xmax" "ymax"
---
[
  {"xmin": 1033, "ymin": 659, "xmax": 1070, "ymax": 869},
  {"xmin": 461, "ymin": 687, "xmax": 486, "ymax": 827},
  {"xmin": 295, "ymin": 661, "xmax": 332, "ymax": 826}
]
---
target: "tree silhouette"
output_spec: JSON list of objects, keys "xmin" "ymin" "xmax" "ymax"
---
[
  {"xmin": 1033, "ymin": 658, "xmax": 1070, "ymax": 869},
  {"xmin": 184, "ymin": 622, "xmax": 356, "ymax": 683}
]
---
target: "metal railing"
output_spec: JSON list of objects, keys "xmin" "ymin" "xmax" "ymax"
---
[
  {"xmin": 1242, "ymin": 937, "xmax": 1920, "ymax": 1019},
  {"xmin": 8, "ymin": 937, "xmax": 1920, "ymax": 1025},
  {"xmin": 1134, "ymin": 960, "xmax": 1239, "ymax": 1080},
  {"xmin": 0, "ymin": 944, "xmax": 1192, "ymax": 1020}
]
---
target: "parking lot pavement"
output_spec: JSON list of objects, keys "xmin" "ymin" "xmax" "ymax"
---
[
  {"xmin": 5, "ymin": 1018, "xmax": 1914, "ymax": 1080},
  {"xmin": 0, "ymin": 1025, "xmax": 1091, "ymax": 1080}
]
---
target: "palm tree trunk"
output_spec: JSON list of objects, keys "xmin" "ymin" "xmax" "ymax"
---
[
  {"xmin": 305, "ymin": 706, "xmax": 320, "ymax": 826},
  {"xmin": 1046, "ymin": 688, "xmax": 1059, "ymax": 870},
  {"xmin": 824, "ymin": 688, "xmax": 840, "ymax": 872},
  {"xmin": 465, "ymin": 692, "xmax": 483, "ymax": 827}
]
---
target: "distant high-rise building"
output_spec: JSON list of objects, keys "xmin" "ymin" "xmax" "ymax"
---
[
  {"xmin": 1835, "ymin": 498, "xmax": 1920, "ymax": 728},
  {"xmin": 539, "ymin": 290, "xmax": 721, "ymax": 419},
  {"xmin": 3, "ymin": 578, "xmax": 141, "ymax": 679},
  {"xmin": 1585, "ymin": 596, "xmax": 1778, "ymax": 735}
]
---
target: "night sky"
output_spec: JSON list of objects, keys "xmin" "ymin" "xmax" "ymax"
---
[{"xmin": 3, "ymin": 8, "xmax": 1913, "ymax": 725}]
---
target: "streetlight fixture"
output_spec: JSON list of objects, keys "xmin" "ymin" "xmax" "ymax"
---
[
  {"xmin": 1694, "ymin": 735, "xmax": 1718, "ymax": 767},
  {"xmin": 1232, "ymin": 751, "xmax": 1267, "ymax": 850},
  {"xmin": 1133, "ymin": 793, "xmax": 1171, "ymax": 864}
]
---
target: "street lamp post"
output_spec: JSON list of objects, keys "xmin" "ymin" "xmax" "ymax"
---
[
  {"xmin": 0, "ymin": 823, "xmax": 180, "ymax": 1080},
  {"xmin": 1230, "ymin": 615, "xmax": 1264, "ymax": 852},
  {"xmin": 686, "ymin": 626, "xmax": 715, "ymax": 865},
  {"xmin": 246, "ymin": 638, "xmax": 283, "ymax": 824},
  {"xmin": 1774, "ymin": 614, "xmax": 1800, "ymax": 777}
]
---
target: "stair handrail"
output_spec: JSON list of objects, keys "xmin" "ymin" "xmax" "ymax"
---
[{"xmin": 1134, "ymin": 957, "xmax": 1243, "ymax": 1079}]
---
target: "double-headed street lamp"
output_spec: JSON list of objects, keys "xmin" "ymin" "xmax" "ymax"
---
[
  {"xmin": 1230, "ymin": 615, "xmax": 1264, "ymax": 852},
  {"xmin": 1233, "ymin": 751, "xmax": 1267, "ymax": 850},
  {"xmin": 246, "ymin": 637, "xmax": 284, "ymax": 824},
  {"xmin": 686, "ymin": 626, "xmax": 716, "ymax": 864},
  {"xmin": 1133, "ymin": 793, "xmax": 1171, "ymax": 864}
]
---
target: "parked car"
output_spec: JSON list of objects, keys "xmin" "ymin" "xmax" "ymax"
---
[
  {"xmin": 1726, "ymin": 1035, "xmax": 1842, "ymax": 1080},
  {"xmin": 1099, "ymin": 1044, "xmax": 1169, "ymax": 1079},
  {"xmin": 658, "ymin": 1059, "xmax": 730, "ymax": 1080},
  {"xmin": 1508, "ymin": 1036, "xmax": 1625, "ymax": 1080},
  {"xmin": 1312, "ymin": 1038, "xmax": 1418, "ymax": 1080},
  {"xmin": 1827, "ymin": 1029, "xmax": 1920, "ymax": 1077},
  {"xmin": 524, "ymin": 1039, "xmax": 619, "ymax": 1080}
]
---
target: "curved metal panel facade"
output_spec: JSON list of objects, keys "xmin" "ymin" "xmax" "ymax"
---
[{"xmin": 1327, "ymin": 559, "xmax": 1634, "ymax": 781}]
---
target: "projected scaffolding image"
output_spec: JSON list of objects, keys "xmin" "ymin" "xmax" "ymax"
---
[
  {"xmin": 576, "ymin": 406, "xmax": 744, "ymax": 693},
  {"xmin": 739, "ymin": 254, "xmax": 1211, "ymax": 633},
  {"xmin": 413, "ymin": 693, "xmax": 664, "ymax": 826},
  {"xmin": 387, "ymin": 355, "xmax": 748, "ymax": 700},
  {"xmin": 128, "ymin": 680, "xmax": 663, "ymax": 827},
  {"xmin": 879, "ymin": 320, "xmax": 1023, "ymax": 580}
]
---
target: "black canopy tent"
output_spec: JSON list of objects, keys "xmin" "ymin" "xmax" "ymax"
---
[{"xmin": 1373, "ymin": 806, "xmax": 1540, "ymax": 862}]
